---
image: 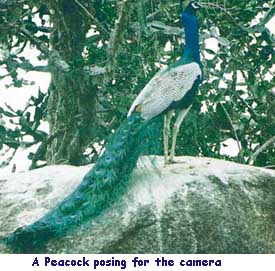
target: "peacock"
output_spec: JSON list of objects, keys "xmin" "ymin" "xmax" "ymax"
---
[
  {"xmin": 3, "ymin": 0, "xmax": 203, "ymax": 253},
  {"xmin": 128, "ymin": 0, "xmax": 203, "ymax": 164}
]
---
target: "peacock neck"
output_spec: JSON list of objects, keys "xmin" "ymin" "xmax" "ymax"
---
[{"xmin": 182, "ymin": 16, "xmax": 201, "ymax": 64}]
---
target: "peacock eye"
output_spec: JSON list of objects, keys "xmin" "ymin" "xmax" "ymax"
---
[{"xmin": 105, "ymin": 154, "xmax": 113, "ymax": 163}]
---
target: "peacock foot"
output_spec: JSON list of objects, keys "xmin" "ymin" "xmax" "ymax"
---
[
  {"xmin": 164, "ymin": 158, "xmax": 176, "ymax": 166},
  {"xmin": 167, "ymin": 156, "xmax": 185, "ymax": 164}
]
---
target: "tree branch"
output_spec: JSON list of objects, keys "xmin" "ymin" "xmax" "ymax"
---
[
  {"xmin": 146, "ymin": 21, "xmax": 182, "ymax": 35},
  {"xmin": 48, "ymin": 50, "xmax": 70, "ymax": 72},
  {"xmin": 72, "ymin": 0, "xmax": 109, "ymax": 38},
  {"xmin": 219, "ymin": 102, "xmax": 242, "ymax": 157},
  {"xmin": 27, "ymin": 65, "xmax": 49, "ymax": 72},
  {"xmin": 106, "ymin": 0, "xmax": 134, "ymax": 78},
  {"xmin": 15, "ymin": 25, "xmax": 49, "ymax": 55},
  {"xmin": 83, "ymin": 66, "xmax": 106, "ymax": 76},
  {"xmin": 251, "ymin": 135, "xmax": 275, "ymax": 163},
  {"xmin": 0, "ymin": 0, "xmax": 25, "ymax": 7},
  {"xmin": 1, "ymin": 21, "xmax": 49, "ymax": 55}
]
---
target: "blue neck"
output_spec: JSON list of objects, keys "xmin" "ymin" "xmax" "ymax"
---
[{"xmin": 181, "ymin": 13, "xmax": 201, "ymax": 63}]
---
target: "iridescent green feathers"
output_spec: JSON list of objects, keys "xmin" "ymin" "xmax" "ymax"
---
[{"xmin": 4, "ymin": 113, "xmax": 162, "ymax": 252}]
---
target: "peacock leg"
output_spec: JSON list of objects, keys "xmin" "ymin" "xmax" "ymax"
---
[
  {"xmin": 163, "ymin": 110, "xmax": 173, "ymax": 165},
  {"xmin": 169, "ymin": 105, "xmax": 192, "ymax": 163}
]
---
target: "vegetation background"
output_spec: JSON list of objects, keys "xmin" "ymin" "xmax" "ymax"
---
[{"xmin": 0, "ymin": 0, "xmax": 274, "ymax": 173}]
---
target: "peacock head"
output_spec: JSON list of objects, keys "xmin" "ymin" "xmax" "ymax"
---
[
  {"xmin": 181, "ymin": 1, "xmax": 202, "ymax": 14},
  {"xmin": 181, "ymin": 1, "xmax": 202, "ymax": 26}
]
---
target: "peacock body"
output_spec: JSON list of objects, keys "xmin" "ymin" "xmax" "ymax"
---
[
  {"xmin": 128, "ymin": 0, "xmax": 203, "ymax": 163},
  {"xmin": 128, "ymin": 61, "xmax": 202, "ymax": 120},
  {"xmin": 3, "ymin": 0, "xmax": 203, "ymax": 252}
]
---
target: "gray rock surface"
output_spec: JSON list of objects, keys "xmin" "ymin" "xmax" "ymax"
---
[{"xmin": 0, "ymin": 156, "xmax": 275, "ymax": 253}]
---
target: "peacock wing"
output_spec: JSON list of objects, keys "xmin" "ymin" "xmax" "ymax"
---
[
  {"xmin": 127, "ymin": 67, "xmax": 167, "ymax": 117},
  {"xmin": 140, "ymin": 62, "xmax": 202, "ymax": 120}
]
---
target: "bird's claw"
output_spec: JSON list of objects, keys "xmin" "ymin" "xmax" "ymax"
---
[
  {"xmin": 167, "ymin": 156, "xmax": 186, "ymax": 165},
  {"xmin": 168, "ymin": 158, "xmax": 177, "ymax": 164},
  {"xmin": 164, "ymin": 157, "xmax": 177, "ymax": 166}
]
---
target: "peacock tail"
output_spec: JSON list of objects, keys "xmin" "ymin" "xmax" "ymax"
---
[{"xmin": 3, "ymin": 113, "xmax": 163, "ymax": 253}]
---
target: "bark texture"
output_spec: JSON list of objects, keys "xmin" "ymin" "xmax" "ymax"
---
[{"xmin": 46, "ymin": 0, "xmax": 97, "ymax": 165}]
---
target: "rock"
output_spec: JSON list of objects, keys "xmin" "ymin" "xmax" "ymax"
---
[{"xmin": 0, "ymin": 156, "xmax": 275, "ymax": 253}]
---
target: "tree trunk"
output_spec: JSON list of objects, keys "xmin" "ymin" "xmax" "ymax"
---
[{"xmin": 46, "ymin": 0, "xmax": 97, "ymax": 165}]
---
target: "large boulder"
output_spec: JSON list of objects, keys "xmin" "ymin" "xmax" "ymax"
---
[{"xmin": 0, "ymin": 156, "xmax": 274, "ymax": 253}]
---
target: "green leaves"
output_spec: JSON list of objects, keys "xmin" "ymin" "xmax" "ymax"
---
[
  {"xmin": 173, "ymin": 0, "xmax": 275, "ymax": 165},
  {"xmin": 0, "ymin": 0, "xmax": 274, "ymax": 170}
]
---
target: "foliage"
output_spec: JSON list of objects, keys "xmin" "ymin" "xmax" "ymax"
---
[{"xmin": 0, "ymin": 0, "xmax": 274, "ymax": 171}]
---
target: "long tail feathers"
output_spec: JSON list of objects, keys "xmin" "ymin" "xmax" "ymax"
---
[{"xmin": 3, "ymin": 113, "xmax": 162, "ymax": 253}]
